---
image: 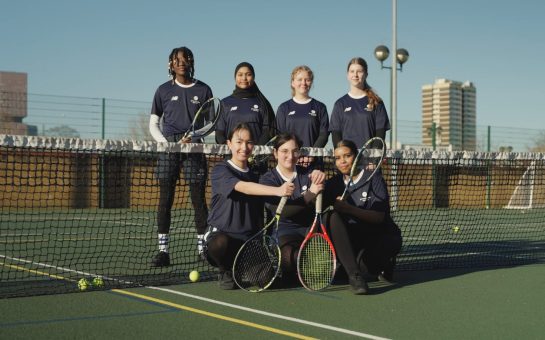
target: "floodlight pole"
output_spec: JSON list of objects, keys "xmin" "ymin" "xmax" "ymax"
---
[
  {"xmin": 374, "ymin": 0, "xmax": 409, "ymax": 150},
  {"xmin": 391, "ymin": 0, "xmax": 398, "ymax": 150}
]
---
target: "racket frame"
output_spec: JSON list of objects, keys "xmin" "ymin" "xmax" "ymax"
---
[
  {"xmin": 232, "ymin": 177, "xmax": 293, "ymax": 292},
  {"xmin": 182, "ymin": 97, "xmax": 221, "ymax": 140},
  {"xmin": 296, "ymin": 193, "xmax": 337, "ymax": 291},
  {"xmin": 340, "ymin": 136, "xmax": 385, "ymax": 200}
]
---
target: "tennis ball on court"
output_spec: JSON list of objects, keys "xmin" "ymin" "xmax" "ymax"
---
[
  {"xmin": 92, "ymin": 277, "xmax": 105, "ymax": 288},
  {"xmin": 189, "ymin": 270, "xmax": 200, "ymax": 282},
  {"xmin": 453, "ymin": 226, "xmax": 460, "ymax": 233},
  {"xmin": 78, "ymin": 278, "xmax": 90, "ymax": 291}
]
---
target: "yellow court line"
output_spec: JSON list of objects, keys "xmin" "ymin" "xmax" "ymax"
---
[
  {"xmin": 112, "ymin": 289, "xmax": 317, "ymax": 340},
  {"xmin": 0, "ymin": 261, "xmax": 73, "ymax": 281},
  {"xmin": 0, "ymin": 261, "xmax": 316, "ymax": 339}
]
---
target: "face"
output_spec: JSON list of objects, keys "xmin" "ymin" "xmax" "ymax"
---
[
  {"xmin": 273, "ymin": 139, "xmax": 300, "ymax": 171},
  {"xmin": 291, "ymin": 70, "xmax": 312, "ymax": 97},
  {"xmin": 235, "ymin": 66, "xmax": 255, "ymax": 89},
  {"xmin": 227, "ymin": 128, "xmax": 254, "ymax": 165},
  {"xmin": 347, "ymin": 63, "xmax": 366, "ymax": 88},
  {"xmin": 170, "ymin": 51, "xmax": 191, "ymax": 78},
  {"xmin": 334, "ymin": 146, "xmax": 355, "ymax": 176}
]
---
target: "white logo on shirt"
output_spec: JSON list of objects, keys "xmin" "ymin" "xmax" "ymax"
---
[
  {"xmin": 190, "ymin": 96, "xmax": 200, "ymax": 104},
  {"xmin": 344, "ymin": 107, "xmax": 352, "ymax": 112},
  {"xmin": 365, "ymin": 104, "xmax": 373, "ymax": 111},
  {"xmin": 251, "ymin": 104, "xmax": 259, "ymax": 112},
  {"xmin": 171, "ymin": 96, "xmax": 179, "ymax": 101},
  {"xmin": 288, "ymin": 111, "xmax": 296, "ymax": 116},
  {"xmin": 308, "ymin": 110, "xmax": 317, "ymax": 116},
  {"xmin": 230, "ymin": 106, "xmax": 238, "ymax": 111},
  {"xmin": 360, "ymin": 191, "xmax": 369, "ymax": 202}
]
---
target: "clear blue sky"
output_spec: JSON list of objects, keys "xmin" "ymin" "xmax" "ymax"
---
[{"xmin": 2, "ymin": 0, "xmax": 545, "ymax": 135}]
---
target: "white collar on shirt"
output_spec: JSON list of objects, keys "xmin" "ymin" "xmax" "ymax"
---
[
  {"xmin": 276, "ymin": 165, "xmax": 297, "ymax": 182},
  {"xmin": 227, "ymin": 160, "xmax": 249, "ymax": 173},
  {"xmin": 175, "ymin": 79, "xmax": 196, "ymax": 88}
]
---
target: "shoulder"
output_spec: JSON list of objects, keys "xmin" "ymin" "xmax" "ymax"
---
[
  {"xmin": 193, "ymin": 79, "xmax": 211, "ymax": 90},
  {"xmin": 311, "ymin": 98, "xmax": 327, "ymax": 108},
  {"xmin": 260, "ymin": 168, "xmax": 280, "ymax": 184},
  {"xmin": 155, "ymin": 80, "xmax": 174, "ymax": 93}
]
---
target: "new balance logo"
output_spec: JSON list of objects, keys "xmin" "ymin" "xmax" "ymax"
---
[
  {"xmin": 171, "ymin": 96, "xmax": 179, "ymax": 101},
  {"xmin": 344, "ymin": 107, "xmax": 352, "ymax": 112},
  {"xmin": 288, "ymin": 111, "xmax": 296, "ymax": 116}
]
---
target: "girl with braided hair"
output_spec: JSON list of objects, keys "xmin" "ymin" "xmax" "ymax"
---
[
  {"xmin": 330, "ymin": 57, "xmax": 390, "ymax": 149},
  {"xmin": 148, "ymin": 46, "xmax": 213, "ymax": 267}
]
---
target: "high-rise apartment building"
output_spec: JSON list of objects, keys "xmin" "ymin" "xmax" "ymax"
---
[
  {"xmin": 422, "ymin": 79, "xmax": 476, "ymax": 150},
  {"xmin": 0, "ymin": 71, "xmax": 36, "ymax": 135}
]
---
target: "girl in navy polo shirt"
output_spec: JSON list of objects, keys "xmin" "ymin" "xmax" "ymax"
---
[
  {"xmin": 330, "ymin": 57, "xmax": 390, "ymax": 148},
  {"xmin": 325, "ymin": 140, "xmax": 402, "ymax": 294},
  {"xmin": 206, "ymin": 123, "xmax": 294, "ymax": 289},
  {"xmin": 259, "ymin": 133, "xmax": 325, "ymax": 284}
]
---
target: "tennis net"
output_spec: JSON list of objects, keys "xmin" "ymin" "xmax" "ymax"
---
[{"xmin": 1, "ymin": 135, "xmax": 544, "ymax": 298}]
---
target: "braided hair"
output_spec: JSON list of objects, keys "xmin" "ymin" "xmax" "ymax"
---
[
  {"xmin": 347, "ymin": 57, "xmax": 382, "ymax": 110},
  {"xmin": 168, "ymin": 47, "xmax": 195, "ymax": 82}
]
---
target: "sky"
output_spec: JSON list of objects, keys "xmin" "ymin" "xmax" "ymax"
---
[{"xmin": 2, "ymin": 0, "xmax": 545, "ymax": 145}]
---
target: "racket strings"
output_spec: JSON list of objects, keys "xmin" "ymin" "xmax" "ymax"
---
[
  {"xmin": 298, "ymin": 235, "xmax": 335, "ymax": 290},
  {"xmin": 233, "ymin": 237, "xmax": 280, "ymax": 291}
]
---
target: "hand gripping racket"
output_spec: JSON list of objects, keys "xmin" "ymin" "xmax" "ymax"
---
[{"xmin": 232, "ymin": 177, "xmax": 293, "ymax": 292}]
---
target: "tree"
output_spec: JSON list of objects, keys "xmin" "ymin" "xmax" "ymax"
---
[
  {"xmin": 44, "ymin": 125, "xmax": 80, "ymax": 138},
  {"xmin": 529, "ymin": 132, "xmax": 545, "ymax": 152},
  {"xmin": 127, "ymin": 112, "xmax": 153, "ymax": 141}
]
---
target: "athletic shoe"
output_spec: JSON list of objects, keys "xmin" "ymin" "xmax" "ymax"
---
[
  {"xmin": 219, "ymin": 270, "xmax": 235, "ymax": 290},
  {"xmin": 151, "ymin": 251, "xmax": 170, "ymax": 267},
  {"xmin": 356, "ymin": 250, "xmax": 377, "ymax": 281},
  {"xmin": 349, "ymin": 273, "xmax": 369, "ymax": 295},
  {"xmin": 378, "ymin": 257, "xmax": 396, "ymax": 284}
]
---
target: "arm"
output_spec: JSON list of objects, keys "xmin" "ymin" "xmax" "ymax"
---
[
  {"xmin": 215, "ymin": 130, "xmax": 226, "ymax": 144},
  {"xmin": 313, "ymin": 132, "xmax": 329, "ymax": 148},
  {"xmin": 333, "ymin": 199, "xmax": 385, "ymax": 225},
  {"xmin": 257, "ymin": 127, "xmax": 271, "ymax": 144},
  {"xmin": 149, "ymin": 114, "xmax": 168, "ymax": 143},
  {"xmin": 234, "ymin": 180, "xmax": 294, "ymax": 197},
  {"xmin": 331, "ymin": 131, "xmax": 342, "ymax": 147}
]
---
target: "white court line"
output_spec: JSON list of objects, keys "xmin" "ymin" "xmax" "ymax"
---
[
  {"xmin": 149, "ymin": 286, "xmax": 391, "ymax": 340},
  {"xmin": 1, "ymin": 254, "xmax": 390, "ymax": 340}
]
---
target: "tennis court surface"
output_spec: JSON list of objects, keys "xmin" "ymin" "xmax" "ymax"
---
[{"xmin": 1, "ymin": 135, "xmax": 544, "ymax": 338}]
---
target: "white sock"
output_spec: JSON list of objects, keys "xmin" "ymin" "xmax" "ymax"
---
[{"xmin": 158, "ymin": 233, "xmax": 169, "ymax": 253}]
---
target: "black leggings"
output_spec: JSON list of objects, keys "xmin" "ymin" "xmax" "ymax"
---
[
  {"xmin": 327, "ymin": 211, "xmax": 402, "ymax": 276},
  {"xmin": 279, "ymin": 234, "xmax": 304, "ymax": 278},
  {"xmin": 157, "ymin": 179, "xmax": 208, "ymax": 234},
  {"xmin": 205, "ymin": 232, "xmax": 245, "ymax": 272}
]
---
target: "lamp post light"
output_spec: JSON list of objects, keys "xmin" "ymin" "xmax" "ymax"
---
[
  {"xmin": 374, "ymin": 45, "xmax": 409, "ymax": 150},
  {"xmin": 373, "ymin": 0, "xmax": 409, "ymax": 150}
]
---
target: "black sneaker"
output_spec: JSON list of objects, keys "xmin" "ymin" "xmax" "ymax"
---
[
  {"xmin": 151, "ymin": 251, "xmax": 170, "ymax": 267},
  {"xmin": 356, "ymin": 250, "xmax": 376, "ymax": 281},
  {"xmin": 219, "ymin": 270, "xmax": 235, "ymax": 290},
  {"xmin": 378, "ymin": 257, "xmax": 396, "ymax": 283},
  {"xmin": 349, "ymin": 273, "xmax": 369, "ymax": 295}
]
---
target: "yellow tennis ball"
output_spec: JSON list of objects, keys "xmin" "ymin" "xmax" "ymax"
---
[
  {"xmin": 189, "ymin": 270, "xmax": 200, "ymax": 282},
  {"xmin": 92, "ymin": 277, "xmax": 104, "ymax": 288},
  {"xmin": 78, "ymin": 278, "xmax": 90, "ymax": 291},
  {"xmin": 453, "ymin": 226, "xmax": 460, "ymax": 233}
]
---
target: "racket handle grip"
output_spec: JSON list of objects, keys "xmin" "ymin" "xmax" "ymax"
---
[
  {"xmin": 275, "ymin": 176, "xmax": 294, "ymax": 215},
  {"xmin": 316, "ymin": 192, "xmax": 323, "ymax": 213}
]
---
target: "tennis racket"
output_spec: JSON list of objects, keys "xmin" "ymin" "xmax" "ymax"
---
[
  {"xmin": 182, "ymin": 97, "xmax": 221, "ymax": 140},
  {"xmin": 232, "ymin": 177, "xmax": 293, "ymax": 292},
  {"xmin": 297, "ymin": 193, "xmax": 337, "ymax": 291},
  {"xmin": 340, "ymin": 136, "xmax": 385, "ymax": 200},
  {"xmin": 248, "ymin": 135, "xmax": 277, "ymax": 168}
]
